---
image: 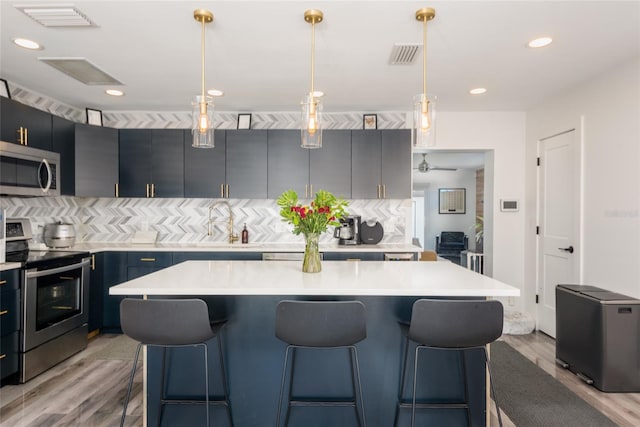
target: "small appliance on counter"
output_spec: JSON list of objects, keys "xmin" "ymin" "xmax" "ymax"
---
[
  {"xmin": 43, "ymin": 221, "xmax": 76, "ymax": 248},
  {"xmin": 360, "ymin": 220, "xmax": 384, "ymax": 245},
  {"xmin": 333, "ymin": 215, "xmax": 361, "ymax": 245}
]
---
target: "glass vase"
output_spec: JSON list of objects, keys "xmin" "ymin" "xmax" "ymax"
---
[{"xmin": 302, "ymin": 233, "xmax": 322, "ymax": 273}]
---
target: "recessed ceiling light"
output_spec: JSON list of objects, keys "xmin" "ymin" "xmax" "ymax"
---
[
  {"xmin": 207, "ymin": 89, "xmax": 224, "ymax": 97},
  {"xmin": 528, "ymin": 37, "xmax": 553, "ymax": 48},
  {"xmin": 105, "ymin": 89, "xmax": 124, "ymax": 96},
  {"xmin": 13, "ymin": 38, "xmax": 42, "ymax": 50},
  {"xmin": 469, "ymin": 87, "xmax": 487, "ymax": 95}
]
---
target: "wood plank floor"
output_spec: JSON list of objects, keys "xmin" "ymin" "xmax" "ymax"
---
[{"xmin": 1, "ymin": 332, "xmax": 637, "ymax": 426}]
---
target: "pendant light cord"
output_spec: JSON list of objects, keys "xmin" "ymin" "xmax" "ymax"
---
[
  {"xmin": 201, "ymin": 17, "xmax": 206, "ymax": 100},
  {"xmin": 310, "ymin": 19, "xmax": 315, "ymax": 96},
  {"xmin": 422, "ymin": 17, "xmax": 427, "ymax": 96}
]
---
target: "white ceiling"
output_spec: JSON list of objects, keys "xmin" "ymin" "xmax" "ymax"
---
[{"xmin": 1, "ymin": 1, "xmax": 639, "ymax": 113}]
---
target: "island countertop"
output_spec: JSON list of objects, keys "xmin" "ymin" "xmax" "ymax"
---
[{"xmin": 109, "ymin": 260, "xmax": 520, "ymax": 297}]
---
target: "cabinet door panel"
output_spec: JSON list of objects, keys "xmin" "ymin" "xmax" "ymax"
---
[
  {"xmin": 119, "ymin": 129, "xmax": 151, "ymax": 197},
  {"xmin": 310, "ymin": 130, "xmax": 351, "ymax": 199},
  {"xmin": 381, "ymin": 130, "xmax": 411, "ymax": 198},
  {"xmin": 0, "ymin": 97, "xmax": 52, "ymax": 150},
  {"xmin": 351, "ymin": 130, "xmax": 382, "ymax": 199},
  {"xmin": 75, "ymin": 124, "xmax": 119, "ymax": 197},
  {"xmin": 52, "ymin": 116, "xmax": 76, "ymax": 195},
  {"xmin": 151, "ymin": 129, "xmax": 184, "ymax": 197},
  {"xmin": 226, "ymin": 130, "xmax": 268, "ymax": 198},
  {"xmin": 267, "ymin": 130, "xmax": 309, "ymax": 198},
  {"xmin": 184, "ymin": 130, "xmax": 226, "ymax": 198}
]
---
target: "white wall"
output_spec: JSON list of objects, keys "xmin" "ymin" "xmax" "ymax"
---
[
  {"xmin": 433, "ymin": 112, "xmax": 527, "ymax": 309},
  {"xmin": 525, "ymin": 57, "xmax": 640, "ymax": 317}
]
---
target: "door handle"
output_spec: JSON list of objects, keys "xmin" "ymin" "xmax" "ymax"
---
[{"xmin": 558, "ymin": 246, "xmax": 574, "ymax": 254}]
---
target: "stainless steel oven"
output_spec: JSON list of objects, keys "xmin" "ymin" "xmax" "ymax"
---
[
  {"xmin": 6, "ymin": 218, "xmax": 90, "ymax": 383},
  {"xmin": 21, "ymin": 255, "xmax": 90, "ymax": 382}
]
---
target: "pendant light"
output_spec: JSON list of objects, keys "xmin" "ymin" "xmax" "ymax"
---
[
  {"xmin": 192, "ymin": 9, "xmax": 215, "ymax": 148},
  {"xmin": 412, "ymin": 7, "xmax": 436, "ymax": 148},
  {"xmin": 301, "ymin": 9, "xmax": 323, "ymax": 149}
]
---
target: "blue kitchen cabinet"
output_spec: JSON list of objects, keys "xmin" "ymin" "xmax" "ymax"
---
[
  {"xmin": 0, "ymin": 97, "xmax": 52, "ymax": 150},
  {"xmin": 172, "ymin": 251, "xmax": 262, "ymax": 264},
  {"xmin": 127, "ymin": 252, "xmax": 173, "ymax": 279},
  {"xmin": 184, "ymin": 129, "xmax": 226, "ymax": 198},
  {"xmin": 323, "ymin": 252, "xmax": 384, "ymax": 261},
  {"xmin": 0, "ymin": 269, "xmax": 20, "ymax": 383},
  {"xmin": 88, "ymin": 253, "xmax": 104, "ymax": 334},
  {"xmin": 102, "ymin": 252, "xmax": 128, "ymax": 333}
]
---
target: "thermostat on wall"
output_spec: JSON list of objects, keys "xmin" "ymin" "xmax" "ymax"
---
[{"xmin": 500, "ymin": 199, "xmax": 519, "ymax": 212}]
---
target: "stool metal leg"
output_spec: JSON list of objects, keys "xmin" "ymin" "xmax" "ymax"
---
[
  {"xmin": 157, "ymin": 347, "xmax": 167, "ymax": 427},
  {"xmin": 460, "ymin": 350, "xmax": 471, "ymax": 427},
  {"xmin": 484, "ymin": 347, "xmax": 503, "ymax": 427},
  {"xmin": 201, "ymin": 343, "xmax": 210, "ymax": 427},
  {"xmin": 394, "ymin": 333, "xmax": 410, "ymax": 427},
  {"xmin": 120, "ymin": 343, "xmax": 143, "ymax": 427},
  {"xmin": 411, "ymin": 346, "xmax": 422, "ymax": 427},
  {"xmin": 276, "ymin": 346, "xmax": 294, "ymax": 427},
  {"xmin": 350, "ymin": 346, "xmax": 367, "ymax": 427}
]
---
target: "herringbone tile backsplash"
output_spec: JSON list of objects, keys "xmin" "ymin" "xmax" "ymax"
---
[{"xmin": 1, "ymin": 197, "xmax": 410, "ymax": 245}]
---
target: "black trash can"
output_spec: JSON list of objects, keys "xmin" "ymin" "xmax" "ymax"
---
[{"xmin": 556, "ymin": 284, "xmax": 640, "ymax": 392}]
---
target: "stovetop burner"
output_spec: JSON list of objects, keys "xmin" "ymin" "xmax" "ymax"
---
[{"xmin": 6, "ymin": 249, "xmax": 91, "ymax": 269}]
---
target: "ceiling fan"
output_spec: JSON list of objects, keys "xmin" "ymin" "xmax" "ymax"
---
[{"xmin": 413, "ymin": 154, "xmax": 457, "ymax": 173}]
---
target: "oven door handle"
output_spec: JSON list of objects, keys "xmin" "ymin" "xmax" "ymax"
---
[{"xmin": 25, "ymin": 259, "xmax": 90, "ymax": 279}]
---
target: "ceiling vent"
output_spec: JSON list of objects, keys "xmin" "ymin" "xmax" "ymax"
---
[
  {"xmin": 15, "ymin": 4, "xmax": 96, "ymax": 27},
  {"xmin": 389, "ymin": 43, "xmax": 421, "ymax": 65},
  {"xmin": 39, "ymin": 58, "xmax": 122, "ymax": 85}
]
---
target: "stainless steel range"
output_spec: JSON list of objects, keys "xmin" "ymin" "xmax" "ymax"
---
[{"xmin": 5, "ymin": 218, "xmax": 90, "ymax": 383}]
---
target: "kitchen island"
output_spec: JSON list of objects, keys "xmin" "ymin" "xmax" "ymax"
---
[{"xmin": 110, "ymin": 260, "xmax": 519, "ymax": 427}]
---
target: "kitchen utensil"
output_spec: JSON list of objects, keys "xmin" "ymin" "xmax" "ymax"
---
[{"xmin": 44, "ymin": 222, "xmax": 76, "ymax": 248}]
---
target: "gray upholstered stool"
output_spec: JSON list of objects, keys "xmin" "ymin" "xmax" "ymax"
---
[
  {"xmin": 119, "ymin": 298, "xmax": 233, "ymax": 427},
  {"xmin": 275, "ymin": 300, "xmax": 367, "ymax": 427},
  {"xmin": 395, "ymin": 299, "xmax": 504, "ymax": 427}
]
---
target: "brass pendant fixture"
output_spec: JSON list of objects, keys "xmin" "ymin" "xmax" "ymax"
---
[
  {"xmin": 412, "ymin": 7, "xmax": 437, "ymax": 148},
  {"xmin": 192, "ymin": 9, "xmax": 215, "ymax": 148},
  {"xmin": 301, "ymin": 9, "xmax": 324, "ymax": 149}
]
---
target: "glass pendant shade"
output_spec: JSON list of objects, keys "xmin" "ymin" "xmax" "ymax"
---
[
  {"xmin": 191, "ymin": 95, "xmax": 215, "ymax": 148},
  {"xmin": 412, "ymin": 93, "xmax": 436, "ymax": 148},
  {"xmin": 301, "ymin": 93, "xmax": 322, "ymax": 148}
]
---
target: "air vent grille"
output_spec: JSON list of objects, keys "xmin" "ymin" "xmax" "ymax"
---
[
  {"xmin": 389, "ymin": 43, "xmax": 421, "ymax": 65},
  {"xmin": 16, "ymin": 5, "xmax": 95, "ymax": 27},
  {"xmin": 39, "ymin": 58, "xmax": 122, "ymax": 85}
]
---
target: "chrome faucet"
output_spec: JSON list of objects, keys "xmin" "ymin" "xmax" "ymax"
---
[{"xmin": 208, "ymin": 201, "xmax": 239, "ymax": 244}]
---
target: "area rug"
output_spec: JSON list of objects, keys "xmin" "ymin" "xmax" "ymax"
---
[{"xmin": 491, "ymin": 341, "xmax": 617, "ymax": 427}]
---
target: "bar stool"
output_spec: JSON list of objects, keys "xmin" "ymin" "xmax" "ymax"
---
[
  {"xmin": 119, "ymin": 298, "xmax": 233, "ymax": 427},
  {"xmin": 275, "ymin": 300, "xmax": 367, "ymax": 427},
  {"xmin": 395, "ymin": 299, "xmax": 504, "ymax": 427}
]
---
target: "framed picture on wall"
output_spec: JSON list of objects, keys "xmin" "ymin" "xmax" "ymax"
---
[
  {"xmin": 439, "ymin": 188, "xmax": 466, "ymax": 214},
  {"xmin": 86, "ymin": 108, "xmax": 103, "ymax": 126},
  {"xmin": 237, "ymin": 113, "xmax": 252, "ymax": 130},
  {"xmin": 363, "ymin": 114, "xmax": 377, "ymax": 130}
]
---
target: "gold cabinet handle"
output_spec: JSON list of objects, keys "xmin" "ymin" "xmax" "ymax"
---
[
  {"xmin": 377, "ymin": 184, "xmax": 381, "ymax": 199},
  {"xmin": 25, "ymin": 127, "xmax": 28, "ymax": 145},
  {"xmin": 0, "ymin": 310, "xmax": 8, "ymax": 316},
  {"xmin": 0, "ymin": 354, "xmax": 6, "ymax": 360},
  {"xmin": 346, "ymin": 258, "xmax": 361, "ymax": 261},
  {"xmin": 310, "ymin": 184, "xmax": 313, "ymax": 196},
  {"xmin": 18, "ymin": 127, "xmax": 24, "ymax": 144},
  {"xmin": 0, "ymin": 280, "xmax": 7, "ymax": 286},
  {"xmin": 382, "ymin": 184, "xmax": 386, "ymax": 199},
  {"xmin": 152, "ymin": 183, "xmax": 156, "ymax": 198},
  {"xmin": 305, "ymin": 184, "xmax": 308, "ymax": 198},
  {"xmin": 59, "ymin": 276, "xmax": 74, "ymax": 280},
  {"xmin": 115, "ymin": 183, "xmax": 119, "ymax": 198},
  {"xmin": 146, "ymin": 184, "xmax": 150, "ymax": 198},
  {"xmin": 91, "ymin": 254, "xmax": 96, "ymax": 271},
  {"xmin": 220, "ymin": 184, "xmax": 224, "ymax": 198},
  {"xmin": 140, "ymin": 258, "xmax": 156, "ymax": 262},
  {"xmin": 225, "ymin": 184, "xmax": 229, "ymax": 198}
]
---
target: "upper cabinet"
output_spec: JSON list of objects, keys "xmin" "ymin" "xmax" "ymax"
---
[
  {"xmin": 1, "ymin": 97, "xmax": 52, "ymax": 150},
  {"xmin": 267, "ymin": 130, "xmax": 352, "ymax": 199},
  {"xmin": 226, "ymin": 130, "xmax": 268, "ymax": 198},
  {"xmin": 74, "ymin": 124, "xmax": 119, "ymax": 197},
  {"xmin": 310, "ymin": 130, "xmax": 352, "ymax": 199},
  {"xmin": 51, "ymin": 116, "xmax": 76, "ymax": 195},
  {"xmin": 267, "ymin": 130, "xmax": 309, "ymax": 198},
  {"xmin": 352, "ymin": 129, "xmax": 411, "ymax": 199},
  {"xmin": 119, "ymin": 129, "xmax": 184, "ymax": 198},
  {"xmin": 184, "ymin": 130, "xmax": 226, "ymax": 198}
]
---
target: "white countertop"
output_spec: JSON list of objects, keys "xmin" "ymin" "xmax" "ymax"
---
[
  {"xmin": 109, "ymin": 260, "xmax": 520, "ymax": 297},
  {"xmin": 0, "ymin": 262, "xmax": 21, "ymax": 272},
  {"xmin": 42, "ymin": 241, "xmax": 422, "ymax": 254}
]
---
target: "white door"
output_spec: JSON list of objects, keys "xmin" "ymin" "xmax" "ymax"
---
[{"xmin": 537, "ymin": 130, "xmax": 580, "ymax": 337}]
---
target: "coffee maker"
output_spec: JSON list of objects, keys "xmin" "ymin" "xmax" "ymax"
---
[{"xmin": 333, "ymin": 215, "xmax": 361, "ymax": 245}]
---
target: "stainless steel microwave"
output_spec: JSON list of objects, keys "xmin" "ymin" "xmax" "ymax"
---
[{"xmin": 0, "ymin": 141, "xmax": 60, "ymax": 196}]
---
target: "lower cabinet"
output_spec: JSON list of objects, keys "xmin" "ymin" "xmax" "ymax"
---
[
  {"xmin": 102, "ymin": 252, "xmax": 128, "ymax": 333},
  {"xmin": 88, "ymin": 253, "xmax": 104, "ymax": 334},
  {"xmin": 1, "ymin": 269, "xmax": 20, "ymax": 383},
  {"xmin": 172, "ymin": 251, "xmax": 262, "ymax": 263},
  {"xmin": 323, "ymin": 252, "xmax": 384, "ymax": 261}
]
